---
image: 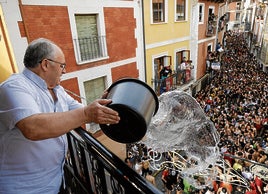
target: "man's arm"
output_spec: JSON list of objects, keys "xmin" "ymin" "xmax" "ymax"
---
[{"xmin": 17, "ymin": 99, "xmax": 120, "ymax": 140}]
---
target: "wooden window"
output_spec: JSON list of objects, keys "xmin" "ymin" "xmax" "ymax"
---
[
  {"xmin": 153, "ymin": 0, "xmax": 165, "ymax": 23},
  {"xmin": 176, "ymin": 0, "xmax": 186, "ymax": 21}
]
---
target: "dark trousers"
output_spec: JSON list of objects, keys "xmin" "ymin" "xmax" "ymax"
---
[{"xmin": 58, "ymin": 181, "xmax": 68, "ymax": 194}]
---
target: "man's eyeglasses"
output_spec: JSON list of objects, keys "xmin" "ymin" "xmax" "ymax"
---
[{"xmin": 46, "ymin": 58, "xmax": 66, "ymax": 70}]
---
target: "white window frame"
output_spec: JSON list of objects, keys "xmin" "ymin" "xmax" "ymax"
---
[
  {"xmin": 68, "ymin": 6, "xmax": 108, "ymax": 65},
  {"xmin": 174, "ymin": 0, "xmax": 188, "ymax": 22},
  {"xmin": 151, "ymin": 0, "xmax": 168, "ymax": 24}
]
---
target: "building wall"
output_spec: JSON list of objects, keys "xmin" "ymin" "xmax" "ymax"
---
[
  {"xmin": 143, "ymin": 0, "xmax": 191, "ymax": 86},
  {"xmin": 2, "ymin": 0, "xmax": 143, "ymax": 100},
  {"xmin": 198, "ymin": 1, "xmax": 220, "ymax": 40},
  {"xmin": 228, "ymin": 2, "xmax": 238, "ymax": 21},
  {"xmin": 197, "ymin": 0, "xmax": 220, "ymax": 80},
  {"xmin": 226, "ymin": 2, "xmax": 241, "ymax": 30}
]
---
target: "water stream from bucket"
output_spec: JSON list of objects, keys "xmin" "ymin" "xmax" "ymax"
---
[{"xmin": 141, "ymin": 90, "xmax": 221, "ymax": 189}]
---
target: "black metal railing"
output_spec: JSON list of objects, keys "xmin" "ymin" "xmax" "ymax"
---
[
  {"xmin": 74, "ymin": 36, "xmax": 107, "ymax": 63},
  {"xmin": 152, "ymin": 70, "xmax": 194, "ymax": 96},
  {"xmin": 64, "ymin": 127, "xmax": 162, "ymax": 194}
]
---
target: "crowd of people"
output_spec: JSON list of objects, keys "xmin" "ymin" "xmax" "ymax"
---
[
  {"xmin": 195, "ymin": 30, "xmax": 268, "ymax": 193},
  {"xmin": 126, "ymin": 30, "xmax": 268, "ymax": 194}
]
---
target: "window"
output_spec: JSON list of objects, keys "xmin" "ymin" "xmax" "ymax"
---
[
  {"xmin": 207, "ymin": 44, "xmax": 212, "ymax": 52},
  {"xmin": 175, "ymin": 0, "xmax": 186, "ymax": 21},
  {"xmin": 84, "ymin": 77, "xmax": 106, "ymax": 104},
  {"xmin": 154, "ymin": 56, "xmax": 172, "ymax": 79},
  {"xmin": 176, "ymin": 50, "xmax": 190, "ymax": 69},
  {"xmin": 208, "ymin": 7, "xmax": 215, "ymax": 21},
  {"xmin": 199, "ymin": 3, "xmax": 204, "ymax": 23},
  {"xmin": 153, "ymin": 55, "xmax": 172, "ymax": 95},
  {"xmin": 236, "ymin": 2, "xmax": 241, "ymax": 10},
  {"xmin": 74, "ymin": 14, "xmax": 107, "ymax": 63},
  {"xmin": 152, "ymin": 0, "xmax": 165, "ymax": 23},
  {"xmin": 84, "ymin": 77, "xmax": 107, "ymax": 132},
  {"xmin": 236, "ymin": 13, "xmax": 240, "ymax": 21}
]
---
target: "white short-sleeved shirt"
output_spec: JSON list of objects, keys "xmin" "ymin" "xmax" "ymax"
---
[{"xmin": 0, "ymin": 68, "xmax": 83, "ymax": 194}]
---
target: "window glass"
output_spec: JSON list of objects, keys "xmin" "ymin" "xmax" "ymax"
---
[
  {"xmin": 199, "ymin": 4, "xmax": 204, "ymax": 23},
  {"xmin": 176, "ymin": 0, "xmax": 186, "ymax": 21},
  {"xmin": 153, "ymin": 0, "xmax": 165, "ymax": 23},
  {"xmin": 84, "ymin": 77, "xmax": 106, "ymax": 104}
]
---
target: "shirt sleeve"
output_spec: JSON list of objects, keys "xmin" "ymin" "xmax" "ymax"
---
[{"xmin": 0, "ymin": 79, "xmax": 41, "ymax": 130}]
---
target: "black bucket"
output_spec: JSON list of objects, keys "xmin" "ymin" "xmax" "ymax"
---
[{"xmin": 100, "ymin": 78, "xmax": 159, "ymax": 143}]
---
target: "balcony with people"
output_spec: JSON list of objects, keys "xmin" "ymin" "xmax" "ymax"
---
[
  {"xmin": 152, "ymin": 58, "xmax": 194, "ymax": 96},
  {"xmin": 206, "ymin": 13, "xmax": 217, "ymax": 37}
]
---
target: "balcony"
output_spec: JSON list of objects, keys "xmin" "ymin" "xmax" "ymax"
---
[
  {"xmin": 73, "ymin": 36, "xmax": 108, "ymax": 63},
  {"xmin": 152, "ymin": 69, "xmax": 194, "ymax": 96},
  {"xmin": 64, "ymin": 106, "xmax": 268, "ymax": 193},
  {"xmin": 64, "ymin": 127, "xmax": 162, "ymax": 194},
  {"xmin": 206, "ymin": 21, "xmax": 217, "ymax": 37}
]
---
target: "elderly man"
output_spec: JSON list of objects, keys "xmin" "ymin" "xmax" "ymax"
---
[{"xmin": 0, "ymin": 38, "xmax": 120, "ymax": 194}]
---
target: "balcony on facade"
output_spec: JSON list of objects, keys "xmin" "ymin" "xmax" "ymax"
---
[
  {"xmin": 73, "ymin": 36, "xmax": 108, "ymax": 63},
  {"xmin": 64, "ymin": 127, "xmax": 162, "ymax": 194},
  {"xmin": 152, "ymin": 70, "xmax": 194, "ymax": 96},
  {"xmin": 206, "ymin": 14, "xmax": 217, "ymax": 37}
]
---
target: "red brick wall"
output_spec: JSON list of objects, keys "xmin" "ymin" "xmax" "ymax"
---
[
  {"xmin": 20, "ymin": 5, "xmax": 79, "ymax": 72},
  {"xmin": 19, "ymin": 5, "xmax": 138, "ymax": 72},
  {"xmin": 61, "ymin": 77, "xmax": 82, "ymax": 103},
  {"xmin": 19, "ymin": 5, "xmax": 139, "ymax": 93},
  {"xmin": 111, "ymin": 62, "xmax": 138, "ymax": 82},
  {"xmin": 197, "ymin": 43, "xmax": 207, "ymax": 79},
  {"xmin": 104, "ymin": 7, "xmax": 137, "ymax": 62}
]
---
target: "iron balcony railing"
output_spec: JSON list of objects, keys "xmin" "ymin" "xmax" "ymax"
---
[
  {"xmin": 152, "ymin": 70, "xmax": 194, "ymax": 96},
  {"xmin": 74, "ymin": 36, "xmax": 108, "ymax": 63},
  {"xmin": 64, "ymin": 127, "xmax": 162, "ymax": 194}
]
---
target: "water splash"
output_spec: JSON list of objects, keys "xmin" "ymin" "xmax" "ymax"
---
[{"xmin": 141, "ymin": 90, "xmax": 221, "ymax": 188}]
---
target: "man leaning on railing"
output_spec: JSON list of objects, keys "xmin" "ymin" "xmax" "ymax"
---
[{"xmin": 0, "ymin": 38, "xmax": 120, "ymax": 194}]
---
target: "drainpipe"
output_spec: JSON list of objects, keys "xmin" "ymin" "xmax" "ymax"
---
[{"xmin": 140, "ymin": 0, "xmax": 147, "ymax": 83}]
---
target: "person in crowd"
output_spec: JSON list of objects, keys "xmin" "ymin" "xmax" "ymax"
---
[
  {"xmin": 142, "ymin": 158, "xmax": 150, "ymax": 177},
  {"xmin": 162, "ymin": 166, "xmax": 170, "ymax": 192},
  {"xmin": 134, "ymin": 158, "xmax": 143, "ymax": 176},
  {"xmin": 126, "ymin": 30, "xmax": 267, "ymax": 193},
  {"xmin": 206, "ymin": 51, "xmax": 213, "ymax": 72},
  {"xmin": 0, "ymin": 38, "xmax": 120, "ymax": 194},
  {"xmin": 159, "ymin": 64, "xmax": 172, "ymax": 94},
  {"xmin": 145, "ymin": 170, "xmax": 156, "ymax": 186},
  {"xmin": 241, "ymin": 167, "xmax": 253, "ymax": 181},
  {"xmin": 178, "ymin": 57, "xmax": 187, "ymax": 84},
  {"xmin": 254, "ymin": 175, "xmax": 263, "ymax": 194},
  {"xmin": 124, "ymin": 157, "xmax": 133, "ymax": 168},
  {"xmin": 176, "ymin": 175, "xmax": 184, "ymax": 194}
]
